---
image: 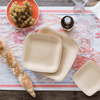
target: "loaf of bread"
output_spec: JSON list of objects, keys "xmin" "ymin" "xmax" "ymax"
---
[{"xmin": 0, "ymin": 37, "xmax": 36, "ymax": 97}]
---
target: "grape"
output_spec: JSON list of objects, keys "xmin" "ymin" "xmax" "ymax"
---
[
  {"xmin": 29, "ymin": 16, "xmax": 32, "ymax": 19},
  {"xmin": 10, "ymin": 7, "xmax": 15, "ymax": 11},
  {"xmin": 24, "ymin": 5, "xmax": 27, "ymax": 8},
  {"xmin": 18, "ymin": 18, "xmax": 21, "ymax": 21},
  {"xmin": 9, "ymin": 10, "xmax": 12, "ymax": 13},
  {"xmin": 10, "ymin": 11, "xmax": 14, "ymax": 15},
  {"xmin": 24, "ymin": 20, "xmax": 28, "ymax": 24},
  {"xmin": 21, "ymin": 20, "xmax": 24, "ymax": 23},
  {"xmin": 13, "ymin": 19, "xmax": 17, "ymax": 23},
  {"xmin": 12, "ymin": 5, "xmax": 17, "ymax": 8},
  {"xmin": 30, "ymin": 5, "xmax": 33, "ymax": 7},
  {"xmin": 19, "ymin": 24, "xmax": 23, "ymax": 27},
  {"xmin": 29, "ymin": 7, "xmax": 32, "ymax": 11},
  {"xmin": 27, "ymin": 2, "xmax": 30, "ymax": 6},
  {"xmin": 27, "ymin": 18, "xmax": 30, "ymax": 22},
  {"xmin": 18, "ymin": 9, "xmax": 21, "ymax": 12},
  {"xmin": 14, "ymin": 1, "xmax": 18, "ymax": 5},
  {"xmin": 21, "ymin": 8, "xmax": 25, "ymax": 12},
  {"xmin": 23, "ymin": 0, "xmax": 28, "ymax": 5},
  {"xmin": 18, "ymin": 12, "xmax": 21, "ymax": 15},
  {"xmin": 23, "ymin": 15, "xmax": 26, "ymax": 19},
  {"xmin": 9, "ymin": 15, "xmax": 12, "ymax": 18},
  {"xmin": 29, "ymin": 21, "xmax": 33, "ymax": 25},
  {"xmin": 25, "ymin": 12, "xmax": 28, "ymax": 15},
  {"xmin": 11, "ymin": 16, "xmax": 15, "ymax": 20},
  {"xmin": 27, "ymin": 14, "xmax": 30, "ymax": 18},
  {"xmin": 31, "ymin": 18, "xmax": 35, "ymax": 22},
  {"xmin": 12, "ymin": 3, "xmax": 15, "ymax": 5},
  {"xmin": 22, "ymin": 23, "xmax": 25, "ymax": 26},
  {"xmin": 20, "ymin": 15, "xmax": 23, "ymax": 18},
  {"xmin": 15, "ymin": 8, "xmax": 18, "ymax": 12},
  {"xmin": 13, "ymin": 13, "xmax": 17, "ymax": 17}
]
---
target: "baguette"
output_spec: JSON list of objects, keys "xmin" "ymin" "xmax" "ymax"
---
[{"xmin": 0, "ymin": 37, "xmax": 36, "ymax": 97}]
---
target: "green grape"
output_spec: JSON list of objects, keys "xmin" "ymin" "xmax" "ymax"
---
[
  {"xmin": 29, "ymin": 7, "xmax": 32, "ymax": 11},
  {"xmin": 10, "ymin": 7, "xmax": 15, "ymax": 11},
  {"xmin": 19, "ymin": 24, "xmax": 23, "ymax": 27},
  {"xmin": 13, "ymin": 13, "xmax": 17, "ymax": 17},
  {"xmin": 11, "ymin": 16, "xmax": 15, "ymax": 20},
  {"xmin": 24, "ymin": 5, "xmax": 27, "ymax": 8},
  {"xmin": 29, "ymin": 21, "xmax": 33, "ymax": 25},
  {"xmin": 21, "ymin": 8, "xmax": 25, "ymax": 12},
  {"xmin": 14, "ymin": 1, "xmax": 18, "ymax": 5},
  {"xmin": 30, "ymin": 5, "xmax": 33, "ymax": 7},
  {"xmin": 18, "ymin": 18, "xmax": 21, "ymax": 21},
  {"xmin": 25, "ymin": 12, "xmax": 28, "ymax": 15},
  {"xmin": 10, "ymin": 11, "xmax": 14, "ymax": 15},
  {"xmin": 23, "ymin": 1, "xmax": 26, "ymax": 5},
  {"xmin": 15, "ymin": 8, "xmax": 18, "ymax": 12},
  {"xmin": 12, "ymin": 3, "xmax": 15, "ymax": 5},
  {"xmin": 9, "ymin": 15, "xmax": 12, "ymax": 18},
  {"xmin": 21, "ymin": 20, "xmax": 24, "ymax": 23},
  {"xmin": 18, "ymin": 12, "xmax": 21, "ymax": 15},
  {"xmin": 23, "ymin": 0, "xmax": 28, "ymax": 5},
  {"xmin": 27, "ymin": 18, "xmax": 30, "ymax": 22},
  {"xmin": 20, "ymin": 15, "xmax": 23, "ymax": 18},
  {"xmin": 27, "ymin": 14, "xmax": 30, "ymax": 18},
  {"xmin": 29, "ymin": 16, "xmax": 32, "ymax": 19},
  {"xmin": 9, "ymin": 10, "xmax": 12, "ymax": 13},
  {"xmin": 12, "ymin": 5, "xmax": 17, "ymax": 8},
  {"xmin": 22, "ymin": 23, "xmax": 25, "ymax": 26},
  {"xmin": 23, "ymin": 15, "xmax": 26, "ymax": 19},
  {"xmin": 31, "ymin": 18, "xmax": 35, "ymax": 22},
  {"xmin": 27, "ymin": 2, "xmax": 30, "ymax": 6},
  {"xmin": 18, "ymin": 9, "xmax": 21, "ymax": 12},
  {"xmin": 24, "ymin": 20, "xmax": 28, "ymax": 24},
  {"xmin": 13, "ymin": 19, "xmax": 17, "ymax": 23}
]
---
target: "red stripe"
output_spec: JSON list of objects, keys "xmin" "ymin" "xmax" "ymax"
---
[
  {"xmin": 40, "ymin": 10, "xmax": 91, "ymax": 13},
  {"xmin": 0, "ymin": 84, "xmax": 77, "ymax": 88},
  {"xmin": 0, "ymin": 10, "xmax": 91, "ymax": 14},
  {"xmin": 0, "ymin": 10, "xmax": 6, "ymax": 13}
]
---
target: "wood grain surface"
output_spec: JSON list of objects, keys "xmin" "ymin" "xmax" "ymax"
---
[{"xmin": 0, "ymin": 0, "xmax": 100, "ymax": 100}]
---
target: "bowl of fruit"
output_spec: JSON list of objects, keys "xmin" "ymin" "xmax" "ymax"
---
[{"xmin": 7, "ymin": 0, "xmax": 39, "ymax": 28}]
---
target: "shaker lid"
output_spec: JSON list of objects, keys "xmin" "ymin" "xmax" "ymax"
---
[{"xmin": 64, "ymin": 17, "xmax": 71, "ymax": 24}]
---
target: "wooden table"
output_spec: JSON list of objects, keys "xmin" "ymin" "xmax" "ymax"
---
[{"xmin": 0, "ymin": 0, "xmax": 100, "ymax": 100}]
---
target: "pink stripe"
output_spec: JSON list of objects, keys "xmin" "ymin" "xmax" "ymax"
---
[
  {"xmin": 0, "ymin": 84, "xmax": 77, "ymax": 88},
  {"xmin": 40, "ymin": 10, "xmax": 91, "ymax": 13}
]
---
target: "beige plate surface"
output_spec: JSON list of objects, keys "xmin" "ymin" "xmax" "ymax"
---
[
  {"xmin": 22, "ymin": 33, "xmax": 62, "ymax": 73},
  {"xmin": 38, "ymin": 27, "xmax": 79, "ymax": 81},
  {"xmin": 73, "ymin": 61, "xmax": 100, "ymax": 96}
]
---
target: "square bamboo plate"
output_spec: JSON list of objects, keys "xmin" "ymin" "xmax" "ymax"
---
[
  {"xmin": 22, "ymin": 33, "xmax": 62, "ymax": 73},
  {"xmin": 73, "ymin": 61, "xmax": 100, "ymax": 96},
  {"xmin": 38, "ymin": 27, "xmax": 79, "ymax": 81}
]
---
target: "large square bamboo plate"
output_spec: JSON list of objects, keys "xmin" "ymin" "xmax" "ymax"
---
[
  {"xmin": 38, "ymin": 27, "xmax": 79, "ymax": 81},
  {"xmin": 73, "ymin": 61, "xmax": 100, "ymax": 96},
  {"xmin": 22, "ymin": 33, "xmax": 62, "ymax": 73}
]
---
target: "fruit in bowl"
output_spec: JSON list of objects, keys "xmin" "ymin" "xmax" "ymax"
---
[{"xmin": 7, "ymin": 0, "xmax": 39, "ymax": 28}]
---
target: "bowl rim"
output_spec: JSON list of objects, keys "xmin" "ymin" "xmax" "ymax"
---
[{"xmin": 6, "ymin": 0, "xmax": 39, "ymax": 29}]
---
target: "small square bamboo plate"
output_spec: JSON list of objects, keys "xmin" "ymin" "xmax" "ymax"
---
[
  {"xmin": 73, "ymin": 61, "xmax": 100, "ymax": 96},
  {"xmin": 22, "ymin": 33, "xmax": 62, "ymax": 73},
  {"xmin": 38, "ymin": 27, "xmax": 79, "ymax": 81}
]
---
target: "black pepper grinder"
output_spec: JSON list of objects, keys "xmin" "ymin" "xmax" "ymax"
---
[{"xmin": 61, "ymin": 16, "xmax": 74, "ymax": 31}]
